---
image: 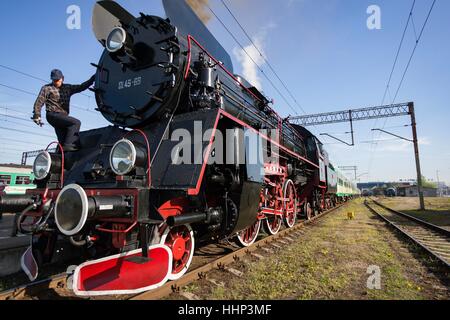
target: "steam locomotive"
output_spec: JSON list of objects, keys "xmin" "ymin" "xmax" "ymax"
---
[{"xmin": 0, "ymin": 0, "xmax": 358, "ymax": 295}]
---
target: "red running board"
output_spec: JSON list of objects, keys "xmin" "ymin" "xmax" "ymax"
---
[{"xmin": 72, "ymin": 245, "xmax": 172, "ymax": 296}]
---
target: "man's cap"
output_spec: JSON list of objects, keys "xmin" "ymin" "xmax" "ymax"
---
[{"xmin": 50, "ymin": 69, "xmax": 64, "ymax": 81}]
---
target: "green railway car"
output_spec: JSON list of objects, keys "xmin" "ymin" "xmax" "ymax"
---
[
  {"xmin": 335, "ymin": 167, "xmax": 360, "ymax": 198},
  {"xmin": 0, "ymin": 165, "xmax": 36, "ymax": 195}
]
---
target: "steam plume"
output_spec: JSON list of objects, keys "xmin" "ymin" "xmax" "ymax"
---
[{"xmin": 186, "ymin": 0, "xmax": 212, "ymax": 24}]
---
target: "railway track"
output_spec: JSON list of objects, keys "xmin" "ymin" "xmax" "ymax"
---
[
  {"xmin": 365, "ymin": 199, "xmax": 450, "ymax": 269},
  {"xmin": 0, "ymin": 201, "xmax": 349, "ymax": 300}
]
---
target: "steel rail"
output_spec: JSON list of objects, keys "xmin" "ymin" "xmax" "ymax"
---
[
  {"xmin": 365, "ymin": 200, "xmax": 450, "ymax": 269},
  {"xmin": 0, "ymin": 202, "xmax": 349, "ymax": 300},
  {"xmin": 371, "ymin": 199, "xmax": 450, "ymax": 237},
  {"xmin": 130, "ymin": 202, "xmax": 347, "ymax": 300},
  {"xmin": 0, "ymin": 274, "xmax": 67, "ymax": 300}
]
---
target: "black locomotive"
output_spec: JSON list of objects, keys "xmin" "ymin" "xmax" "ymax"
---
[{"xmin": 0, "ymin": 0, "xmax": 356, "ymax": 295}]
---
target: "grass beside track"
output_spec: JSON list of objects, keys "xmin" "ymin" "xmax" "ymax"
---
[{"xmin": 180, "ymin": 199, "xmax": 449, "ymax": 300}]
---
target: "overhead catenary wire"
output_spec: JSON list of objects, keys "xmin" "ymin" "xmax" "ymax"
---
[
  {"xmin": 0, "ymin": 112, "xmax": 35, "ymax": 123},
  {"xmin": 0, "ymin": 137, "xmax": 47, "ymax": 147},
  {"xmin": 1, "ymin": 147, "xmax": 28, "ymax": 153},
  {"xmin": 0, "ymin": 105, "xmax": 98, "ymax": 132},
  {"xmin": 380, "ymin": 0, "xmax": 417, "ymax": 106},
  {"xmin": 0, "ymin": 105, "xmax": 31, "ymax": 117},
  {"xmin": 0, "ymin": 151, "xmax": 24, "ymax": 157},
  {"xmin": 0, "ymin": 113, "xmax": 55, "ymax": 133},
  {"xmin": 205, "ymin": 3, "xmax": 302, "ymax": 119},
  {"xmin": 366, "ymin": 0, "xmax": 437, "ymax": 181},
  {"xmin": 0, "ymin": 83, "xmax": 97, "ymax": 114},
  {"xmin": 0, "ymin": 63, "xmax": 93, "ymax": 99},
  {"xmin": 390, "ymin": 0, "xmax": 437, "ymax": 104},
  {"xmin": 367, "ymin": 0, "xmax": 417, "ymax": 180},
  {"xmin": 2, "ymin": 142, "xmax": 45, "ymax": 151},
  {"xmin": 220, "ymin": 0, "xmax": 308, "ymax": 116},
  {"xmin": 0, "ymin": 118, "xmax": 55, "ymax": 134},
  {"xmin": 0, "ymin": 126, "xmax": 55, "ymax": 139}
]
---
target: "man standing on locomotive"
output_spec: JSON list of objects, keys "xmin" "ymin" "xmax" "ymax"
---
[{"xmin": 32, "ymin": 69, "xmax": 95, "ymax": 152}]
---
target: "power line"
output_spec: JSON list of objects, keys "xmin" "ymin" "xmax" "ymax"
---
[
  {"xmin": 390, "ymin": 0, "xmax": 437, "ymax": 103},
  {"xmin": 367, "ymin": 0, "xmax": 437, "ymax": 181},
  {"xmin": 0, "ymin": 83, "xmax": 36, "ymax": 97},
  {"xmin": 0, "ymin": 118, "xmax": 54, "ymax": 134},
  {"xmin": 0, "ymin": 63, "xmax": 93, "ymax": 99},
  {"xmin": 368, "ymin": 0, "xmax": 417, "ymax": 180},
  {"xmin": 380, "ymin": 0, "xmax": 416, "ymax": 106},
  {"xmin": 0, "ymin": 82, "xmax": 97, "ymax": 114},
  {"xmin": 0, "ymin": 105, "xmax": 31, "ymax": 117},
  {"xmin": 0, "ymin": 111, "xmax": 56, "ymax": 134},
  {"xmin": 206, "ymin": 4, "xmax": 301, "ymax": 118},
  {"xmin": 1, "ymin": 147, "xmax": 29, "ymax": 153},
  {"xmin": 220, "ymin": 0, "xmax": 308, "ymax": 116},
  {"xmin": 0, "ymin": 109, "xmax": 101, "ymax": 139},
  {"xmin": 0, "ymin": 137, "xmax": 47, "ymax": 147},
  {"xmin": 0, "ymin": 112, "xmax": 33, "ymax": 123},
  {"xmin": 0, "ymin": 105, "xmax": 99, "ymax": 131},
  {"xmin": 0, "ymin": 126, "xmax": 55, "ymax": 139},
  {"xmin": 0, "ymin": 151, "xmax": 23, "ymax": 157}
]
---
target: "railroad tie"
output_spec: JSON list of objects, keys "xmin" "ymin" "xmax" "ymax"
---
[
  {"xmin": 179, "ymin": 292, "xmax": 201, "ymax": 300},
  {"xmin": 271, "ymin": 243, "xmax": 282, "ymax": 249},
  {"xmin": 278, "ymin": 240, "xmax": 288, "ymax": 245},
  {"xmin": 284, "ymin": 236, "xmax": 294, "ymax": 242},
  {"xmin": 261, "ymin": 247, "xmax": 274, "ymax": 254},
  {"xmin": 251, "ymin": 253, "xmax": 265, "ymax": 260},
  {"xmin": 207, "ymin": 278, "xmax": 225, "ymax": 287},
  {"xmin": 432, "ymin": 285, "xmax": 448, "ymax": 291},
  {"xmin": 226, "ymin": 267, "xmax": 244, "ymax": 278}
]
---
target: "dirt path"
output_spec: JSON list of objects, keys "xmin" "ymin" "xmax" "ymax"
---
[{"xmin": 173, "ymin": 199, "xmax": 449, "ymax": 300}]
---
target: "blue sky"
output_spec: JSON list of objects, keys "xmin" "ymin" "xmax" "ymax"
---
[{"xmin": 0, "ymin": 0, "xmax": 448, "ymax": 185}]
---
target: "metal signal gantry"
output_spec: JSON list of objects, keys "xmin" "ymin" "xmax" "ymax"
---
[
  {"xmin": 289, "ymin": 102, "xmax": 425, "ymax": 210},
  {"xmin": 21, "ymin": 148, "xmax": 57, "ymax": 166},
  {"xmin": 289, "ymin": 102, "xmax": 411, "ymax": 127}
]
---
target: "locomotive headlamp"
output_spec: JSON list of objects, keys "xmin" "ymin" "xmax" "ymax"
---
[
  {"xmin": 33, "ymin": 151, "xmax": 61, "ymax": 180},
  {"xmin": 54, "ymin": 184, "xmax": 132, "ymax": 236},
  {"xmin": 106, "ymin": 27, "xmax": 128, "ymax": 53},
  {"xmin": 109, "ymin": 139, "xmax": 146, "ymax": 176},
  {"xmin": 33, "ymin": 152, "xmax": 51, "ymax": 180}
]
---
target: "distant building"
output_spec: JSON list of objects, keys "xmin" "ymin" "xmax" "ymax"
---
[
  {"xmin": 396, "ymin": 185, "xmax": 437, "ymax": 197},
  {"xmin": 357, "ymin": 182, "xmax": 386, "ymax": 190},
  {"xmin": 358, "ymin": 180, "xmax": 441, "ymax": 197},
  {"xmin": 436, "ymin": 182, "xmax": 448, "ymax": 197}
]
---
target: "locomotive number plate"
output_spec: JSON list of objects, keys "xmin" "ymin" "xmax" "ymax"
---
[{"xmin": 118, "ymin": 77, "xmax": 142, "ymax": 90}]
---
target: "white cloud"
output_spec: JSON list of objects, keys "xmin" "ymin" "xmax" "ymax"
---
[
  {"xmin": 418, "ymin": 137, "xmax": 431, "ymax": 146},
  {"xmin": 232, "ymin": 24, "xmax": 276, "ymax": 91}
]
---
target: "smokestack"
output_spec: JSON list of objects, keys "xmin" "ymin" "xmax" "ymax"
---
[{"xmin": 186, "ymin": 0, "xmax": 211, "ymax": 24}]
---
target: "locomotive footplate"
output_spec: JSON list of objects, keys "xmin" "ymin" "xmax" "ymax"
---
[{"xmin": 72, "ymin": 244, "xmax": 172, "ymax": 296}]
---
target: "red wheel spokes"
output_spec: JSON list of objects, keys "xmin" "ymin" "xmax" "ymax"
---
[{"xmin": 164, "ymin": 225, "xmax": 193, "ymax": 274}]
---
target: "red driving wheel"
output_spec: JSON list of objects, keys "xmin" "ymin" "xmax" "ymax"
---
[{"xmin": 160, "ymin": 224, "xmax": 194, "ymax": 280}]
